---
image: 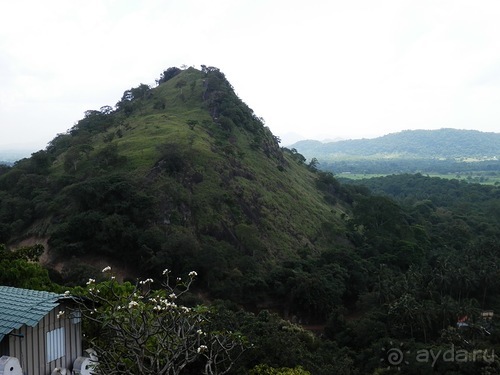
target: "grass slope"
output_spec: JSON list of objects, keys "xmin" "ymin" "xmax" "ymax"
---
[{"xmin": 0, "ymin": 67, "xmax": 349, "ymax": 300}]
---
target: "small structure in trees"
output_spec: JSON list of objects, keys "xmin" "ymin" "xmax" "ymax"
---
[{"xmin": 0, "ymin": 286, "xmax": 82, "ymax": 375}]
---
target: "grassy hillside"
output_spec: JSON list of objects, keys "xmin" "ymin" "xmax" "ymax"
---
[{"xmin": 0, "ymin": 66, "xmax": 349, "ymax": 311}]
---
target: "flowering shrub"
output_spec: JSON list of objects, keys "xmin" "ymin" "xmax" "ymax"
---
[{"xmin": 73, "ymin": 268, "xmax": 246, "ymax": 375}]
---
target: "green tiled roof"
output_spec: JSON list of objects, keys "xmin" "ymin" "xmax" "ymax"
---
[{"xmin": 0, "ymin": 286, "xmax": 63, "ymax": 341}]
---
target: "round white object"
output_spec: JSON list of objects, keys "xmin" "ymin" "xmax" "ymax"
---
[
  {"xmin": 72, "ymin": 356, "xmax": 97, "ymax": 375},
  {"xmin": 0, "ymin": 356, "xmax": 23, "ymax": 375}
]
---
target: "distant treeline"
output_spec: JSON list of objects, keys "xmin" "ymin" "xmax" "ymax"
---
[
  {"xmin": 321, "ymin": 158, "xmax": 500, "ymax": 175},
  {"xmin": 292, "ymin": 128, "xmax": 500, "ymax": 160}
]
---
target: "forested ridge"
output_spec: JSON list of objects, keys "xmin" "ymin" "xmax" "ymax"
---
[
  {"xmin": 292, "ymin": 129, "xmax": 500, "ymax": 160},
  {"xmin": 292, "ymin": 129, "xmax": 500, "ymax": 180},
  {"xmin": 1, "ymin": 67, "xmax": 500, "ymax": 374}
]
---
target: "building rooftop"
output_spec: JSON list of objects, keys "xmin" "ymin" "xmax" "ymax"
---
[{"xmin": 0, "ymin": 286, "xmax": 63, "ymax": 341}]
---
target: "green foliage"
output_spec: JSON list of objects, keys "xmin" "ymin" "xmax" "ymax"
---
[
  {"xmin": 69, "ymin": 109, "xmax": 115, "ymax": 138},
  {"xmin": 209, "ymin": 304, "xmax": 359, "ymax": 375},
  {"xmin": 156, "ymin": 67, "xmax": 181, "ymax": 84},
  {"xmin": 155, "ymin": 142, "xmax": 188, "ymax": 175},
  {"xmin": 234, "ymin": 223, "xmax": 265, "ymax": 256},
  {"xmin": 186, "ymin": 119, "xmax": 198, "ymax": 130},
  {"xmin": 0, "ymin": 244, "xmax": 57, "ymax": 290},
  {"xmin": 227, "ymin": 308, "xmax": 318, "ymax": 371},
  {"xmin": 351, "ymin": 174, "xmax": 500, "ymax": 246},
  {"xmin": 59, "ymin": 260, "xmax": 101, "ymax": 287},
  {"xmin": 293, "ymin": 129, "xmax": 500, "ymax": 177},
  {"xmin": 92, "ymin": 143, "xmax": 127, "ymax": 169},
  {"xmin": 328, "ymin": 158, "xmax": 500, "ymax": 176},
  {"xmin": 306, "ymin": 157, "xmax": 319, "ymax": 172},
  {"xmin": 293, "ymin": 128, "xmax": 500, "ymax": 160},
  {"xmin": 283, "ymin": 148, "xmax": 306, "ymax": 164},
  {"xmin": 48, "ymin": 173, "xmax": 155, "ymax": 270},
  {"xmin": 249, "ymin": 364, "xmax": 311, "ymax": 375},
  {"xmin": 201, "ymin": 66, "xmax": 266, "ymax": 136}
]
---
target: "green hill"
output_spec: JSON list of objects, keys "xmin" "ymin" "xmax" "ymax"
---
[
  {"xmin": 292, "ymin": 129, "xmax": 500, "ymax": 179},
  {"xmin": 0, "ymin": 66, "xmax": 349, "ymax": 312},
  {"xmin": 292, "ymin": 128, "xmax": 500, "ymax": 160}
]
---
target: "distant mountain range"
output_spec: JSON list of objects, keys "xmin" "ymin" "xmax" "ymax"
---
[{"xmin": 291, "ymin": 129, "xmax": 500, "ymax": 161}]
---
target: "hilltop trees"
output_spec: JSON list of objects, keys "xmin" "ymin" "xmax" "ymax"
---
[{"xmin": 157, "ymin": 67, "xmax": 182, "ymax": 85}]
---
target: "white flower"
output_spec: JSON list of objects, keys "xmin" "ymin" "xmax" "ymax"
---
[
  {"xmin": 139, "ymin": 278, "xmax": 154, "ymax": 285},
  {"xmin": 128, "ymin": 301, "xmax": 139, "ymax": 308},
  {"xmin": 197, "ymin": 345, "xmax": 208, "ymax": 353},
  {"xmin": 56, "ymin": 311, "xmax": 65, "ymax": 319},
  {"xmin": 64, "ymin": 291, "xmax": 70, "ymax": 296},
  {"xmin": 163, "ymin": 301, "xmax": 176, "ymax": 308},
  {"xmin": 162, "ymin": 268, "xmax": 170, "ymax": 275},
  {"xmin": 196, "ymin": 329, "xmax": 203, "ymax": 335},
  {"xmin": 169, "ymin": 293, "xmax": 177, "ymax": 300},
  {"xmin": 86, "ymin": 278, "xmax": 95, "ymax": 285},
  {"xmin": 189, "ymin": 271, "xmax": 197, "ymax": 277},
  {"xmin": 101, "ymin": 266, "xmax": 111, "ymax": 273}
]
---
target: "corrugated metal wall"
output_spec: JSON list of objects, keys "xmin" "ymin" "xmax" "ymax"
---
[{"xmin": 8, "ymin": 302, "xmax": 82, "ymax": 375}]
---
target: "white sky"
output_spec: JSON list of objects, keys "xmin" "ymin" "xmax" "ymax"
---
[{"xmin": 1, "ymin": 0, "xmax": 500, "ymax": 151}]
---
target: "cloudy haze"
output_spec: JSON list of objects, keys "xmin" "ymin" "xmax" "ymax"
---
[{"xmin": 1, "ymin": 0, "xmax": 500, "ymax": 152}]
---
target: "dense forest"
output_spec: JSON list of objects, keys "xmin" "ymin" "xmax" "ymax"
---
[
  {"xmin": 1, "ymin": 67, "xmax": 500, "ymax": 374},
  {"xmin": 324, "ymin": 158, "xmax": 500, "ymax": 176}
]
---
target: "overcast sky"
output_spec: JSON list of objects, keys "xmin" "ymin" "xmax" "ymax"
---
[{"xmin": 1, "ymin": 0, "xmax": 500, "ymax": 152}]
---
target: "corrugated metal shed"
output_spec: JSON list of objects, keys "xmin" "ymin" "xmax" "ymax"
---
[{"xmin": 0, "ymin": 286, "xmax": 63, "ymax": 341}]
